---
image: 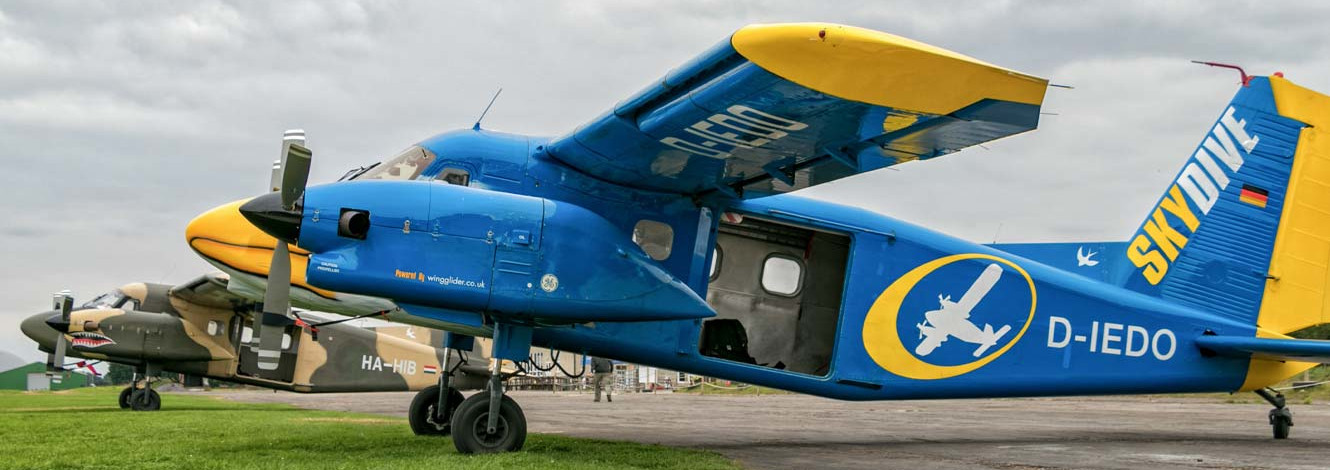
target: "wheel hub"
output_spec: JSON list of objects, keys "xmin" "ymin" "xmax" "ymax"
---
[{"xmin": 472, "ymin": 413, "xmax": 509, "ymax": 447}]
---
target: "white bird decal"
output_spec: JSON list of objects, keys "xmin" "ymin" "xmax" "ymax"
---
[{"xmin": 1076, "ymin": 246, "xmax": 1100, "ymax": 267}]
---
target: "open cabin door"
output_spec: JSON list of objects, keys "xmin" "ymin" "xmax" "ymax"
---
[
  {"xmin": 700, "ymin": 214, "xmax": 849, "ymax": 376},
  {"xmin": 234, "ymin": 316, "xmax": 300, "ymax": 383}
]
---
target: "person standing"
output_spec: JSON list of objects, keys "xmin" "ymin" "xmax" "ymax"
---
[{"xmin": 592, "ymin": 357, "xmax": 614, "ymax": 402}]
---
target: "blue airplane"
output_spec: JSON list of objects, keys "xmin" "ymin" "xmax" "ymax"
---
[{"xmin": 188, "ymin": 23, "xmax": 1330, "ymax": 453}]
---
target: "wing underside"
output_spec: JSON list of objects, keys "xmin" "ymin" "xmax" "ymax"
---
[{"xmin": 546, "ymin": 23, "xmax": 1049, "ymax": 197}]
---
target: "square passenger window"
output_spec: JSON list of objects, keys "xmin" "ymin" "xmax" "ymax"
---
[{"xmin": 761, "ymin": 255, "xmax": 803, "ymax": 296}]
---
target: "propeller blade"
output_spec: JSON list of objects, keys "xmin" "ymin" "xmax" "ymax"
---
[
  {"xmin": 47, "ymin": 292, "xmax": 72, "ymax": 375},
  {"xmin": 255, "ymin": 241, "xmax": 293, "ymax": 371},
  {"xmin": 45, "ymin": 351, "xmax": 61, "ymax": 374},
  {"xmin": 251, "ymin": 133, "xmax": 311, "ymax": 371},
  {"xmin": 280, "ymin": 142, "xmax": 312, "ymax": 210}
]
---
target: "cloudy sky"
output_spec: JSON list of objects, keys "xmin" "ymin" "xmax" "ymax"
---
[{"xmin": 2, "ymin": 1, "xmax": 1328, "ymax": 363}]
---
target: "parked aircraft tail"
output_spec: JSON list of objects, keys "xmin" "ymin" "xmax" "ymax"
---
[
  {"xmin": 1106, "ymin": 74, "xmax": 1330, "ymax": 389},
  {"xmin": 1116, "ymin": 75, "xmax": 1329, "ymax": 335}
]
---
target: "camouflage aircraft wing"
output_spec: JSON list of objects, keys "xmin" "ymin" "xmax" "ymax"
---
[
  {"xmin": 545, "ymin": 23, "xmax": 1048, "ymax": 198},
  {"xmin": 168, "ymin": 272, "xmax": 251, "ymax": 310}
]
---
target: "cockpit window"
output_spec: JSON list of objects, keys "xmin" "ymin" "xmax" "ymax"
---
[
  {"xmin": 81, "ymin": 290, "xmax": 126, "ymax": 309},
  {"xmin": 354, "ymin": 146, "xmax": 436, "ymax": 181},
  {"xmin": 338, "ymin": 162, "xmax": 379, "ymax": 182},
  {"xmin": 436, "ymin": 168, "xmax": 470, "ymax": 186}
]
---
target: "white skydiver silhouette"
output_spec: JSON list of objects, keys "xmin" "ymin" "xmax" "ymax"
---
[{"xmin": 915, "ymin": 263, "xmax": 1013, "ymax": 358}]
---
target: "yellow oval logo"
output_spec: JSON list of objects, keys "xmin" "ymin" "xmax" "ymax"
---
[{"xmin": 863, "ymin": 253, "xmax": 1037, "ymax": 380}]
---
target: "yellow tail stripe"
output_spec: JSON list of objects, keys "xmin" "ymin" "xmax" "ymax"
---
[{"xmin": 1242, "ymin": 77, "xmax": 1330, "ymax": 391}]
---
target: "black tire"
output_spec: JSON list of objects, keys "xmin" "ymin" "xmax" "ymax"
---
[
  {"xmin": 1273, "ymin": 415, "xmax": 1291, "ymax": 439},
  {"xmin": 450, "ymin": 392, "xmax": 526, "ymax": 454},
  {"xmin": 409, "ymin": 385, "xmax": 464, "ymax": 436},
  {"xmin": 130, "ymin": 389, "xmax": 161, "ymax": 412},
  {"xmin": 118, "ymin": 387, "xmax": 133, "ymax": 409}
]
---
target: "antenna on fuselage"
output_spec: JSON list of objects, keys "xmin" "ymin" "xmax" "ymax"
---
[
  {"xmin": 1190, "ymin": 60, "xmax": 1252, "ymax": 86},
  {"xmin": 473, "ymin": 88, "xmax": 503, "ymax": 131}
]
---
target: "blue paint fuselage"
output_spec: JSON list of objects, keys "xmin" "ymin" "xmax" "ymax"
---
[{"xmin": 289, "ymin": 128, "xmax": 1256, "ymax": 401}]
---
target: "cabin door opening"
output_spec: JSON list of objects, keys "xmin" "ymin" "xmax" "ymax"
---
[
  {"xmin": 699, "ymin": 215, "xmax": 849, "ymax": 376},
  {"xmin": 234, "ymin": 316, "xmax": 300, "ymax": 383}
]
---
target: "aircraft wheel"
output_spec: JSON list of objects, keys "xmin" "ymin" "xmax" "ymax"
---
[
  {"xmin": 409, "ymin": 385, "xmax": 464, "ymax": 436},
  {"xmin": 1271, "ymin": 409, "xmax": 1293, "ymax": 439},
  {"xmin": 130, "ymin": 389, "xmax": 161, "ymax": 412},
  {"xmin": 118, "ymin": 387, "xmax": 133, "ymax": 409},
  {"xmin": 450, "ymin": 392, "xmax": 526, "ymax": 454}
]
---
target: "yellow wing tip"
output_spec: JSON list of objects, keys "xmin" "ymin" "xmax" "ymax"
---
[{"xmin": 731, "ymin": 23, "xmax": 1048, "ymax": 115}]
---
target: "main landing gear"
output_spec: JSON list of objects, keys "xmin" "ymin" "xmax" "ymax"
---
[
  {"xmin": 411, "ymin": 334, "xmax": 468, "ymax": 437},
  {"xmin": 449, "ymin": 356, "xmax": 527, "ymax": 453},
  {"xmin": 410, "ymin": 384, "xmax": 464, "ymax": 436},
  {"xmin": 124, "ymin": 365, "xmax": 160, "ymax": 412},
  {"xmin": 1256, "ymin": 388, "xmax": 1293, "ymax": 439},
  {"xmin": 412, "ymin": 328, "xmax": 530, "ymax": 454}
]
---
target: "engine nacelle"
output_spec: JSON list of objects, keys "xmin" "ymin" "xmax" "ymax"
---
[{"xmin": 299, "ymin": 180, "xmax": 714, "ymax": 324}]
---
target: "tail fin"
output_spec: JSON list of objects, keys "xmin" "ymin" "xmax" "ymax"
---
[{"xmin": 1121, "ymin": 75, "xmax": 1330, "ymax": 335}]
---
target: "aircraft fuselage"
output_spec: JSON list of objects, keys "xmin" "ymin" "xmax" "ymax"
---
[{"xmin": 226, "ymin": 128, "xmax": 1262, "ymax": 402}]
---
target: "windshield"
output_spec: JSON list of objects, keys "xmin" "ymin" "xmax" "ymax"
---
[
  {"xmin": 337, "ymin": 162, "xmax": 379, "ymax": 182},
  {"xmin": 353, "ymin": 146, "xmax": 436, "ymax": 181},
  {"xmin": 81, "ymin": 290, "xmax": 126, "ymax": 309}
]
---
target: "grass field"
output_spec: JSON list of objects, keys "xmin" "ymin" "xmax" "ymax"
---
[{"xmin": 0, "ymin": 388, "xmax": 737, "ymax": 470}]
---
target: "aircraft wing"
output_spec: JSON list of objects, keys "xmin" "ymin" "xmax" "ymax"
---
[
  {"xmin": 168, "ymin": 272, "xmax": 251, "ymax": 310},
  {"xmin": 1196, "ymin": 335, "xmax": 1330, "ymax": 363},
  {"xmin": 545, "ymin": 23, "xmax": 1048, "ymax": 197}
]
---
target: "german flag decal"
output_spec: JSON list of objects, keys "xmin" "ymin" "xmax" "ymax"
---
[{"xmin": 1239, "ymin": 184, "xmax": 1269, "ymax": 208}]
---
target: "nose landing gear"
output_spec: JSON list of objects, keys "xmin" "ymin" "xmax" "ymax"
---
[{"xmin": 1255, "ymin": 388, "xmax": 1293, "ymax": 439}]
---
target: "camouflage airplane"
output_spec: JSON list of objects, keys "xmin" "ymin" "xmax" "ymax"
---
[{"xmin": 20, "ymin": 273, "xmax": 494, "ymax": 434}]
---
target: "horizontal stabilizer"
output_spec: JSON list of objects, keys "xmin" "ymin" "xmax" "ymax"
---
[{"xmin": 1196, "ymin": 335, "xmax": 1330, "ymax": 363}]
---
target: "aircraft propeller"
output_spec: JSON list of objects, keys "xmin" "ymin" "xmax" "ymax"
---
[
  {"xmin": 251, "ymin": 138, "xmax": 312, "ymax": 371},
  {"xmin": 45, "ymin": 292, "xmax": 73, "ymax": 376}
]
